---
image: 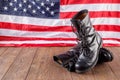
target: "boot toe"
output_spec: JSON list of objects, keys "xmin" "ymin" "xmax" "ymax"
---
[{"xmin": 75, "ymin": 61, "xmax": 89, "ymax": 73}]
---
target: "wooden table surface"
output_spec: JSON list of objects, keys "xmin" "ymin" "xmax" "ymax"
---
[{"xmin": 0, "ymin": 47, "xmax": 119, "ymax": 80}]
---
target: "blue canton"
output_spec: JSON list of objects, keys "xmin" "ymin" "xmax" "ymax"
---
[{"xmin": 0, "ymin": 0, "xmax": 60, "ymax": 19}]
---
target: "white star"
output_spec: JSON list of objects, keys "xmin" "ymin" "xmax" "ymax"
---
[
  {"xmin": 51, "ymin": 11, "xmax": 54, "ymax": 15},
  {"xmin": 4, "ymin": 6, "xmax": 8, "ymax": 10},
  {"xmin": 19, "ymin": 3, "xmax": 22, "ymax": 7},
  {"xmin": 36, "ymin": 0, "xmax": 40, "ymax": 1},
  {"xmin": 9, "ymin": 2, "xmax": 13, "ymax": 6},
  {"xmin": 41, "ymin": 2, "xmax": 44, "ymax": 6},
  {"xmin": 41, "ymin": 11, "xmax": 45, "ymax": 14},
  {"xmin": 14, "ymin": 0, "xmax": 17, "ymax": 2},
  {"xmin": 46, "ymin": 0, "xmax": 49, "ymax": 2},
  {"xmin": 32, "ymin": 1, "xmax": 35, "ymax": 5},
  {"xmin": 46, "ymin": 7, "xmax": 50, "ymax": 11},
  {"xmin": 37, "ymin": 6, "xmax": 41, "ymax": 9},
  {"xmin": 32, "ymin": 10, "xmax": 36, "ymax": 13},
  {"xmin": 28, "ymin": 5, "xmax": 32, "ymax": 8},
  {"xmin": 23, "ymin": 0, "xmax": 27, "ymax": 3},
  {"xmin": 51, "ymin": 2, "xmax": 55, "ymax": 6},
  {"xmin": 23, "ymin": 8, "xmax": 27, "ymax": 12},
  {"xmin": 14, "ymin": 7, "xmax": 17, "ymax": 11}
]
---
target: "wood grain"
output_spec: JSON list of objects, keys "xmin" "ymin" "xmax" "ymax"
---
[
  {"xmin": 0, "ymin": 47, "xmax": 119, "ymax": 80},
  {"xmin": 0, "ymin": 47, "xmax": 22, "ymax": 80},
  {"xmin": 2, "ymin": 47, "xmax": 37, "ymax": 80}
]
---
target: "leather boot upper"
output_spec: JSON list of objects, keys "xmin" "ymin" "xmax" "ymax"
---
[{"xmin": 71, "ymin": 9, "xmax": 102, "ymax": 73}]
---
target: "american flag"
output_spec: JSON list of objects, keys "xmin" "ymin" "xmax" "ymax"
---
[{"xmin": 0, "ymin": 0, "xmax": 120, "ymax": 47}]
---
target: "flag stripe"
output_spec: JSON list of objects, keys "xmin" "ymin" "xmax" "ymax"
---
[
  {"xmin": 0, "ymin": 43, "xmax": 120, "ymax": 47},
  {"xmin": 0, "ymin": 29, "xmax": 120, "ymax": 39},
  {"xmin": 0, "ymin": 14, "xmax": 120, "ymax": 26},
  {"xmin": 1, "ymin": 36, "xmax": 120, "ymax": 43},
  {"xmin": 0, "ymin": 40, "xmax": 120, "ymax": 47},
  {"xmin": 0, "ymin": 22, "xmax": 72, "ymax": 32},
  {"xmin": 61, "ymin": 0, "xmax": 120, "ymax": 5},
  {"xmin": 60, "ymin": 4, "xmax": 120, "ymax": 12},
  {"xmin": 60, "ymin": 11, "xmax": 120, "ymax": 19},
  {"xmin": 1, "ymin": 22, "xmax": 120, "ymax": 32},
  {"xmin": 0, "ymin": 36, "xmax": 76, "ymax": 41},
  {"xmin": 0, "ymin": 29, "xmax": 76, "ymax": 38}
]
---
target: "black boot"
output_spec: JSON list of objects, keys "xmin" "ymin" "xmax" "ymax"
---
[
  {"xmin": 53, "ymin": 45, "xmax": 80, "ymax": 69},
  {"xmin": 53, "ymin": 45, "xmax": 113, "ymax": 72},
  {"xmin": 71, "ymin": 9, "xmax": 103, "ymax": 73},
  {"xmin": 98, "ymin": 48, "xmax": 113, "ymax": 64}
]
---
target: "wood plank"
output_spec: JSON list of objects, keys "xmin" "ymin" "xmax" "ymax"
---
[
  {"xmin": 0, "ymin": 47, "xmax": 22, "ymax": 80},
  {"xmin": 71, "ymin": 70, "xmax": 95, "ymax": 80},
  {"xmin": 26, "ymin": 47, "xmax": 50, "ymax": 80},
  {"xmin": 93, "ymin": 63, "xmax": 118, "ymax": 80},
  {"xmin": 0, "ymin": 47, "xmax": 8, "ymax": 56},
  {"xmin": 0, "ymin": 47, "xmax": 119, "ymax": 80},
  {"xmin": 35, "ymin": 47, "xmax": 72, "ymax": 80},
  {"xmin": 107, "ymin": 47, "xmax": 120, "ymax": 80},
  {"xmin": 2, "ymin": 47, "xmax": 37, "ymax": 80}
]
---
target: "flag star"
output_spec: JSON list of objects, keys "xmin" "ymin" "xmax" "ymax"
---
[
  {"xmin": 28, "ymin": 5, "xmax": 32, "ymax": 8},
  {"xmin": 37, "ymin": 6, "xmax": 41, "ymax": 9},
  {"xmin": 23, "ymin": 0, "xmax": 27, "ymax": 3},
  {"xmin": 51, "ymin": 11, "xmax": 54, "ymax": 15},
  {"xmin": 41, "ymin": 11, "xmax": 45, "ymax": 14},
  {"xmin": 23, "ymin": 8, "xmax": 27, "ymax": 12},
  {"xmin": 14, "ymin": 0, "xmax": 17, "ymax": 2},
  {"xmin": 4, "ymin": 6, "xmax": 8, "ymax": 10},
  {"xmin": 46, "ymin": 7, "xmax": 50, "ymax": 11},
  {"xmin": 32, "ymin": 1, "xmax": 35, "ymax": 5},
  {"xmin": 41, "ymin": 2, "xmax": 44, "ymax": 6},
  {"xmin": 19, "ymin": 3, "xmax": 22, "ymax": 7},
  {"xmin": 9, "ymin": 2, "xmax": 13, "ymax": 6},
  {"xmin": 32, "ymin": 10, "xmax": 36, "ymax": 13},
  {"xmin": 46, "ymin": 0, "xmax": 49, "ymax": 2},
  {"xmin": 51, "ymin": 2, "xmax": 55, "ymax": 6},
  {"xmin": 14, "ymin": 7, "xmax": 17, "ymax": 11}
]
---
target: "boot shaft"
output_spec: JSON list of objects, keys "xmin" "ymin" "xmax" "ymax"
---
[{"xmin": 71, "ymin": 9, "xmax": 102, "ymax": 49}]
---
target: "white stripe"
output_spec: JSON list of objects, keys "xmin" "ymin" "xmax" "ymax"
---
[
  {"xmin": 0, "ymin": 29, "xmax": 120, "ymax": 39},
  {"xmin": 0, "ymin": 29, "xmax": 76, "ymax": 38},
  {"xmin": 0, "ymin": 14, "xmax": 65, "ymax": 26},
  {"xmin": 0, "ymin": 14, "xmax": 120, "ymax": 26},
  {"xmin": 60, "ymin": 4, "xmax": 120, "ymax": 12},
  {"xmin": 104, "ymin": 40, "xmax": 120, "ymax": 44},
  {"xmin": 91, "ymin": 18, "xmax": 120, "ymax": 25},
  {"xmin": 0, "ymin": 40, "xmax": 77, "ymax": 44},
  {"xmin": 0, "ymin": 40, "xmax": 119, "ymax": 44}
]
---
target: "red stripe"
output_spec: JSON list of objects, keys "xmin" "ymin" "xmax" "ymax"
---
[
  {"xmin": 0, "ymin": 43, "xmax": 76, "ymax": 47},
  {"xmin": 60, "ymin": 11, "xmax": 120, "ymax": 19},
  {"xmin": 0, "ymin": 22, "xmax": 72, "ymax": 32},
  {"xmin": 60, "ymin": 0, "xmax": 120, "ymax": 5},
  {"xmin": 0, "ymin": 22, "xmax": 120, "ymax": 32},
  {"xmin": 94, "ymin": 25, "xmax": 120, "ymax": 32},
  {"xmin": 0, "ymin": 43, "xmax": 120, "ymax": 47},
  {"xmin": 0, "ymin": 36, "xmax": 76, "ymax": 41},
  {"xmin": 1, "ymin": 35, "xmax": 120, "ymax": 42}
]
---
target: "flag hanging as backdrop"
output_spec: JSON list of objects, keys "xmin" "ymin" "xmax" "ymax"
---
[{"xmin": 0, "ymin": 0, "xmax": 120, "ymax": 47}]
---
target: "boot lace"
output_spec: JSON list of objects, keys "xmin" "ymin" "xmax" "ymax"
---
[{"xmin": 71, "ymin": 22, "xmax": 91, "ymax": 57}]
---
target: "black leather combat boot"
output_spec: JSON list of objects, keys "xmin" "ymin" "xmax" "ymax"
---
[
  {"xmin": 53, "ymin": 45, "xmax": 113, "ymax": 72},
  {"xmin": 71, "ymin": 9, "xmax": 103, "ymax": 73},
  {"xmin": 98, "ymin": 48, "xmax": 113, "ymax": 64}
]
